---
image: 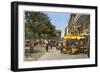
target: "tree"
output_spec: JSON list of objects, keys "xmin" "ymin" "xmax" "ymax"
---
[{"xmin": 25, "ymin": 11, "xmax": 59, "ymax": 39}]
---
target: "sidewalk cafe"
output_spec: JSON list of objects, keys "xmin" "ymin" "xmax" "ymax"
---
[{"xmin": 63, "ymin": 35, "xmax": 89, "ymax": 55}]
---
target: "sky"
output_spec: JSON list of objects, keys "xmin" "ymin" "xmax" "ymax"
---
[{"xmin": 44, "ymin": 12, "xmax": 71, "ymax": 37}]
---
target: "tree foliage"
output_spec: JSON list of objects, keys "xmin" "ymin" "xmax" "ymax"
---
[{"xmin": 25, "ymin": 11, "xmax": 58, "ymax": 39}]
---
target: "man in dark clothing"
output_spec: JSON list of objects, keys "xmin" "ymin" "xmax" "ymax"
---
[
  {"xmin": 60, "ymin": 43, "xmax": 63, "ymax": 53},
  {"xmin": 45, "ymin": 43, "xmax": 49, "ymax": 52}
]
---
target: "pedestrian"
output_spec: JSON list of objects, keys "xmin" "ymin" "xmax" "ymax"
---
[
  {"xmin": 45, "ymin": 42, "xmax": 49, "ymax": 52},
  {"xmin": 60, "ymin": 43, "xmax": 63, "ymax": 53},
  {"xmin": 56, "ymin": 42, "xmax": 58, "ymax": 50},
  {"xmin": 30, "ymin": 39, "xmax": 34, "ymax": 53},
  {"xmin": 56, "ymin": 42, "xmax": 60, "ymax": 50},
  {"xmin": 49, "ymin": 41, "xmax": 53, "ymax": 49}
]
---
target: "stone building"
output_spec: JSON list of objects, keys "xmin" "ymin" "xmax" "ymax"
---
[
  {"xmin": 65, "ymin": 27, "xmax": 68, "ymax": 36},
  {"xmin": 66, "ymin": 13, "xmax": 90, "ymax": 36},
  {"xmin": 55, "ymin": 30, "xmax": 61, "ymax": 41}
]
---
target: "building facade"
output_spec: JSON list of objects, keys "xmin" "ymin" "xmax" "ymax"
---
[
  {"xmin": 65, "ymin": 27, "xmax": 68, "ymax": 36},
  {"xmin": 55, "ymin": 30, "xmax": 61, "ymax": 41},
  {"xmin": 65, "ymin": 13, "xmax": 90, "ymax": 36}
]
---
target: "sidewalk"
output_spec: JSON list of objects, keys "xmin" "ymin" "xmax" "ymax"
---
[
  {"xmin": 24, "ymin": 46, "xmax": 46, "ymax": 61},
  {"xmin": 25, "ymin": 46, "xmax": 88, "ymax": 61},
  {"xmin": 39, "ymin": 48, "xmax": 61, "ymax": 60},
  {"xmin": 39, "ymin": 48, "xmax": 88, "ymax": 60}
]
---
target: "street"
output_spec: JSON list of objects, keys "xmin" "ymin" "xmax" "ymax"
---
[
  {"xmin": 24, "ymin": 12, "xmax": 90, "ymax": 62},
  {"xmin": 24, "ymin": 46, "xmax": 88, "ymax": 61}
]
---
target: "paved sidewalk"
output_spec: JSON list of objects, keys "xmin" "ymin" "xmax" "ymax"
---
[
  {"xmin": 39, "ymin": 48, "xmax": 88, "ymax": 60},
  {"xmin": 25, "ymin": 46, "xmax": 88, "ymax": 61},
  {"xmin": 24, "ymin": 46, "xmax": 46, "ymax": 61}
]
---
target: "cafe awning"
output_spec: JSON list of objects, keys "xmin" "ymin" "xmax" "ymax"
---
[{"xmin": 64, "ymin": 35, "xmax": 85, "ymax": 39}]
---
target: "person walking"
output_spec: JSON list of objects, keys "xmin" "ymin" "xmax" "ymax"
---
[
  {"xmin": 30, "ymin": 39, "xmax": 34, "ymax": 53},
  {"xmin": 45, "ymin": 41, "xmax": 49, "ymax": 52},
  {"xmin": 49, "ymin": 41, "xmax": 53, "ymax": 49},
  {"xmin": 60, "ymin": 42, "xmax": 63, "ymax": 53}
]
